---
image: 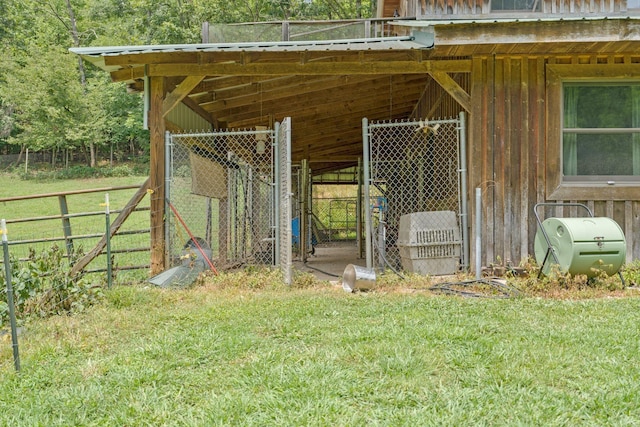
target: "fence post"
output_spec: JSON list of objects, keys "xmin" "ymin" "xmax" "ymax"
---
[
  {"xmin": 362, "ymin": 117, "xmax": 373, "ymax": 269},
  {"xmin": 1, "ymin": 219, "xmax": 20, "ymax": 372},
  {"xmin": 58, "ymin": 195, "xmax": 74, "ymax": 259},
  {"xmin": 104, "ymin": 194, "xmax": 112, "ymax": 288}
]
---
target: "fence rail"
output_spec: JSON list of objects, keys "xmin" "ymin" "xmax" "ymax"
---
[{"xmin": 0, "ymin": 183, "xmax": 151, "ymax": 280}]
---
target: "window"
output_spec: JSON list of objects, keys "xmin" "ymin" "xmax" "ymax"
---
[
  {"xmin": 628, "ymin": 0, "xmax": 640, "ymax": 9},
  {"xmin": 562, "ymin": 83, "xmax": 640, "ymax": 181},
  {"xmin": 546, "ymin": 64, "xmax": 640, "ymax": 200},
  {"xmin": 491, "ymin": 0, "xmax": 541, "ymax": 11}
]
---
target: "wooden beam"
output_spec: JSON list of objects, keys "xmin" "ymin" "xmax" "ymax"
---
[
  {"xmin": 428, "ymin": 71, "xmax": 471, "ymax": 112},
  {"xmin": 148, "ymin": 60, "xmax": 472, "ymax": 77},
  {"xmin": 213, "ymin": 75, "xmax": 428, "ymax": 121},
  {"xmin": 110, "ymin": 66, "xmax": 145, "ymax": 82},
  {"xmin": 162, "ymin": 75, "xmax": 206, "ymax": 117},
  {"xmin": 149, "ymin": 76, "xmax": 166, "ymax": 275},
  {"xmin": 103, "ymin": 49, "xmax": 432, "ymax": 67},
  {"xmin": 193, "ymin": 75, "xmax": 333, "ymax": 106},
  {"xmin": 201, "ymin": 75, "xmax": 383, "ymax": 111},
  {"xmin": 70, "ymin": 178, "xmax": 150, "ymax": 276}
]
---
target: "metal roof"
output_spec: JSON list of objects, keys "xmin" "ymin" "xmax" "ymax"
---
[{"xmin": 69, "ymin": 35, "xmax": 433, "ymax": 58}]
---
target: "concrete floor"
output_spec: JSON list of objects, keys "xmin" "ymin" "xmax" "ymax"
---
[{"xmin": 293, "ymin": 242, "xmax": 365, "ymax": 283}]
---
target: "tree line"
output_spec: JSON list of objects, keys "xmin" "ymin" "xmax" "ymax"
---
[{"xmin": 0, "ymin": 0, "xmax": 374, "ymax": 168}]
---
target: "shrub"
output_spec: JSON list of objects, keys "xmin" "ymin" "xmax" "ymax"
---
[{"xmin": 0, "ymin": 245, "xmax": 104, "ymax": 326}]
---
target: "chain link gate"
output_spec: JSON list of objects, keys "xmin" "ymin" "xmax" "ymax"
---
[
  {"xmin": 363, "ymin": 113, "xmax": 468, "ymax": 275},
  {"xmin": 167, "ymin": 123, "xmax": 292, "ymax": 278}
]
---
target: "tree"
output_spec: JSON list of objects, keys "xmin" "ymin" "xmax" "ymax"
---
[
  {"xmin": 1, "ymin": 45, "xmax": 86, "ymax": 164},
  {"xmin": 0, "ymin": 0, "xmax": 375, "ymax": 168}
]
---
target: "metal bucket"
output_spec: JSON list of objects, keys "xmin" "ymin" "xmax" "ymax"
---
[{"xmin": 342, "ymin": 264, "xmax": 376, "ymax": 292}]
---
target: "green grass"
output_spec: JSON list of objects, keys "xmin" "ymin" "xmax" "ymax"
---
[{"xmin": 1, "ymin": 283, "xmax": 640, "ymax": 425}]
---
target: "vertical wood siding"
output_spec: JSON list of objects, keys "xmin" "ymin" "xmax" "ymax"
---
[
  {"xmin": 410, "ymin": 0, "xmax": 626, "ymax": 16},
  {"xmin": 470, "ymin": 55, "xmax": 640, "ymax": 267}
]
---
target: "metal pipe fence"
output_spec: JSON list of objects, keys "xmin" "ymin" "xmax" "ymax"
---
[{"xmin": 0, "ymin": 185, "xmax": 151, "ymax": 282}]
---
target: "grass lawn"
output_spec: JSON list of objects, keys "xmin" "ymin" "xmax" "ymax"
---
[{"xmin": 1, "ymin": 282, "xmax": 640, "ymax": 426}]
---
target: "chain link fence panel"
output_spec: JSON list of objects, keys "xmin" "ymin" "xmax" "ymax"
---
[
  {"xmin": 312, "ymin": 197, "xmax": 358, "ymax": 246},
  {"xmin": 169, "ymin": 128, "xmax": 276, "ymax": 270},
  {"xmin": 366, "ymin": 117, "xmax": 463, "ymax": 275}
]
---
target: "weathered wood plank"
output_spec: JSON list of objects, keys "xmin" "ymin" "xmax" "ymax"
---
[
  {"xmin": 633, "ymin": 202, "xmax": 640, "ymax": 260},
  {"xmin": 470, "ymin": 57, "xmax": 485, "ymax": 269},
  {"xmin": 533, "ymin": 57, "xmax": 546, "ymax": 238},
  {"xmin": 485, "ymin": 57, "xmax": 496, "ymax": 265},
  {"xmin": 494, "ymin": 57, "xmax": 506, "ymax": 263},
  {"xmin": 503, "ymin": 58, "xmax": 514, "ymax": 263},
  {"xmin": 149, "ymin": 76, "xmax": 166, "ymax": 275},
  {"xmin": 148, "ymin": 60, "xmax": 473, "ymax": 77},
  {"xmin": 429, "ymin": 19, "xmax": 640, "ymax": 46},
  {"xmin": 515, "ymin": 57, "xmax": 529, "ymax": 260}
]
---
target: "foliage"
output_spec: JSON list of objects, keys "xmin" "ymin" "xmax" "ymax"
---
[
  {"xmin": 482, "ymin": 256, "xmax": 633, "ymax": 298},
  {"xmin": 0, "ymin": 245, "xmax": 104, "ymax": 326},
  {"xmin": 0, "ymin": 0, "xmax": 375, "ymax": 164},
  {"xmin": 620, "ymin": 259, "xmax": 640, "ymax": 287}
]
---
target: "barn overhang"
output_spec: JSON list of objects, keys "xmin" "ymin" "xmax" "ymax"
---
[{"xmin": 70, "ymin": 16, "xmax": 640, "ymax": 274}]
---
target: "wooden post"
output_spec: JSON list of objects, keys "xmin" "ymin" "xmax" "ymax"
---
[
  {"xmin": 58, "ymin": 195, "xmax": 74, "ymax": 258},
  {"xmin": 149, "ymin": 76, "xmax": 166, "ymax": 275}
]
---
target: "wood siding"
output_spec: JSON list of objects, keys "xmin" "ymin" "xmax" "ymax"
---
[
  {"xmin": 412, "ymin": 73, "xmax": 469, "ymax": 120},
  {"xmin": 468, "ymin": 54, "xmax": 640, "ymax": 267},
  {"xmin": 409, "ymin": 0, "xmax": 629, "ymax": 16}
]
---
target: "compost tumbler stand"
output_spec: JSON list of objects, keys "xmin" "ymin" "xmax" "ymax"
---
[
  {"xmin": 533, "ymin": 202, "xmax": 593, "ymax": 279},
  {"xmin": 533, "ymin": 202, "xmax": 625, "ymax": 286}
]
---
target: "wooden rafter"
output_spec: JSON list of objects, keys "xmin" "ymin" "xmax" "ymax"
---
[
  {"xmin": 428, "ymin": 71, "xmax": 471, "ymax": 112},
  {"xmin": 162, "ymin": 75, "xmax": 206, "ymax": 117}
]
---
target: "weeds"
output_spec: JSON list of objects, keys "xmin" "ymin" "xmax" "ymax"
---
[
  {"xmin": 0, "ymin": 245, "xmax": 104, "ymax": 326},
  {"xmin": 199, "ymin": 266, "xmax": 328, "ymax": 291},
  {"xmin": 498, "ymin": 257, "xmax": 630, "ymax": 298}
]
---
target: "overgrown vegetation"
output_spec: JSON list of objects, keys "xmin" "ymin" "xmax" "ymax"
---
[
  {"xmin": 0, "ymin": 245, "xmax": 104, "ymax": 325},
  {"xmin": 4, "ymin": 240, "xmax": 640, "ymax": 330}
]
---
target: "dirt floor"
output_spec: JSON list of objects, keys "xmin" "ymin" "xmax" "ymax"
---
[{"xmin": 293, "ymin": 242, "xmax": 364, "ymax": 284}]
